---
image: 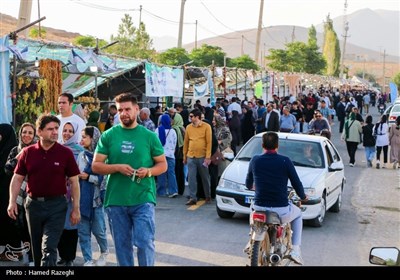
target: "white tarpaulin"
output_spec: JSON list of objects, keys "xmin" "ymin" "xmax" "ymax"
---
[{"xmin": 145, "ymin": 62, "xmax": 184, "ymax": 97}]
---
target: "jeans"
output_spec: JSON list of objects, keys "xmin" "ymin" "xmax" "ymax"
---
[
  {"xmin": 252, "ymin": 202, "xmax": 303, "ymax": 246},
  {"xmin": 105, "ymin": 203, "xmax": 155, "ymax": 266},
  {"xmin": 364, "ymin": 146, "xmax": 375, "ymax": 163},
  {"xmin": 78, "ymin": 207, "xmax": 108, "ymax": 262},
  {"xmin": 157, "ymin": 156, "xmax": 178, "ymax": 196}
]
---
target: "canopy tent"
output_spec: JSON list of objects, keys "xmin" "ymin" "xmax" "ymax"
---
[{"xmin": 10, "ymin": 38, "xmax": 143, "ymax": 98}]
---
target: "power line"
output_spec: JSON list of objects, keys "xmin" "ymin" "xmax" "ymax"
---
[{"xmin": 69, "ymin": 0, "xmax": 138, "ymax": 12}]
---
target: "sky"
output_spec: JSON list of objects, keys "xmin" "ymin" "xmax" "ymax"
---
[{"xmin": 1, "ymin": 0, "xmax": 400, "ymax": 46}]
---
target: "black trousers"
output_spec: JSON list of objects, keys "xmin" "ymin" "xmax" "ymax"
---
[
  {"xmin": 175, "ymin": 158, "xmax": 185, "ymax": 195},
  {"xmin": 25, "ymin": 196, "xmax": 67, "ymax": 267},
  {"xmin": 57, "ymin": 229, "xmax": 78, "ymax": 262},
  {"xmin": 345, "ymin": 141, "xmax": 359, "ymax": 164}
]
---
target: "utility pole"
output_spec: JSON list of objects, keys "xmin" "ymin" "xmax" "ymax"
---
[
  {"xmin": 241, "ymin": 35, "xmax": 244, "ymax": 56},
  {"xmin": 17, "ymin": 0, "xmax": 33, "ymax": 38},
  {"xmin": 340, "ymin": 0, "xmax": 349, "ymax": 79},
  {"xmin": 139, "ymin": 5, "xmax": 142, "ymax": 25},
  {"xmin": 254, "ymin": 0, "xmax": 264, "ymax": 66},
  {"xmin": 177, "ymin": 0, "xmax": 186, "ymax": 48},
  {"xmin": 195, "ymin": 20, "xmax": 198, "ymax": 49},
  {"xmin": 382, "ymin": 49, "xmax": 387, "ymax": 93},
  {"xmin": 37, "ymin": 0, "xmax": 42, "ymax": 38},
  {"xmin": 291, "ymin": 26, "xmax": 296, "ymax": 43}
]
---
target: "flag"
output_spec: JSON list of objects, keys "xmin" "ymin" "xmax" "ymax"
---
[
  {"xmin": 254, "ymin": 80, "xmax": 263, "ymax": 98},
  {"xmin": 390, "ymin": 82, "xmax": 398, "ymax": 104},
  {"xmin": 7, "ymin": 45, "xmax": 28, "ymax": 61},
  {"xmin": 68, "ymin": 49, "xmax": 86, "ymax": 64}
]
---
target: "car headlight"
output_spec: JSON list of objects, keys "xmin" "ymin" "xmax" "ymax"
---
[
  {"xmin": 218, "ymin": 178, "xmax": 248, "ymax": 191},
  {"xmin": 304, "ymin": 188, "xmax": 316, "ymax": 197}
]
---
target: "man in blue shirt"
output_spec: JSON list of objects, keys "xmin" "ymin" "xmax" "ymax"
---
[{"xmin": 245, "ymin": 132, "xmax": 308, "ymax": 265}]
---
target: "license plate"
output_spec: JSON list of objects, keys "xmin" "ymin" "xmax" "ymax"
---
[{"xmin": 245, "ymin": 196, "xmax": 254, "ymax": 204}]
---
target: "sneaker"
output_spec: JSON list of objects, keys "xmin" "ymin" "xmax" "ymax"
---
[
  {"xmin": 376, "ymin": 162, "xmax": 380, "ymax": 169},
  {"xmin": 168, "ymin": 193, "xmax": 178, "ymax": 198},
  {"xmin": 28, "ymin": 262, "xmax": 34, "ymax": 267},
  {"xmin": 349, "ymin": 163, "xmax": 354, "ymax": 167},
  {"xmin": 65, "ymin": 260, "xmax": 74, "ymax": 266},
  {"xmin": 393, "ymin": 161, "xmax": 398, "ymax": 169},
  {"xmin": 289, "ymin": 250, "xmax": 304, "ymax": 265},
  {"xmin": 382, "ymin": 163, "xmax": 387, "ymax": 169},
  {"xmin": 96, "ymin": 253, "xmax": 107, "ymax": 266},
  {"xmin": 205, "ymin": 197, "xmax": 211, "ymax": 204},
  {"xmin": 185, "ymin": 199, "xmax": 197, "ymax": 206},
  {"xmin": 83, "ymin": 260, "xmax": 95, "ymax": 266},
  {"xmin": 367, "ymin": 160, "xmax": 372, "ymax": 168}
]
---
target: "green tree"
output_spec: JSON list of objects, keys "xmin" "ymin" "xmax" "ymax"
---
[
  {"xmin": 73, "ymin": 35, "xmax": 108, "ymax": 48},
  {"xmin": 392, "ymin": 72, "xmax": 400, "ymax": 91},
  {"xmin": 227, "ymin": 55, "xmax": 259, "ymax": 70},
  {"xmin": 322, "ymin": 15, "xmax": 341, "ymax": 76},
  {"xmin": 266, "ymin": 40, "xmax": 325, "ymax": 74},
  {"xmin": 108, "ymin": 14, "xmax": 137, "ymax": 57},
  {"xmin": 130, "ymin": 22, "xmax": 156, "ymax": 60},
  {"xmin": 158, "ymin": 47, "xmax": 191, "ymax": 66},
  {"xmin": 308, "ymin": 25, "xmax": 317, "ymax": 47},
  {"xmin": 189, "ymin": 44, "xmax": 226, "ymax": 67},
  {"xmin": 29, "ymin": 27, "xmax": 46, "ymax": 39}
]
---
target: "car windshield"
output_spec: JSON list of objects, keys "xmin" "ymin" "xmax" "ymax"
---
[{"xmin": 236, "ymin": 137, "xmax": 324, "ymax": 168}]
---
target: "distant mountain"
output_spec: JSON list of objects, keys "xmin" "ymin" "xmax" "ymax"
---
[
  {"xmin": 1, "ymin": 8, "xmax": 398, "ymax": 64},
  {"xmin": 182, "ymin": 9, "xmax": 399, "ymax": 63},
  {"xmin": 316, "ymin": 9, "xmax": 400, "ymax": 58}
]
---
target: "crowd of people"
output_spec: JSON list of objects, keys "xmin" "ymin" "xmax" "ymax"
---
[{"xmin": 0, "ymin": 86, "xmax": 399, "ymax": 267}]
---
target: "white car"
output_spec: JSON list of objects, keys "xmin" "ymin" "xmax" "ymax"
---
[{"xmin": 216, "ymin": 132, "xmax": 346, "ymax": 227}]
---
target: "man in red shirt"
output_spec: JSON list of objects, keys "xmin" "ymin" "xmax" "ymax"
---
[{"xmin": 8, "ymin": 114, "xmax": 81, "ymax": 267}]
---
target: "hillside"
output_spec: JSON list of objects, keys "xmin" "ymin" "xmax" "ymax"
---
[{"xmin": 1, "ymin": 8, "xmax": 399, "ymax": 83}]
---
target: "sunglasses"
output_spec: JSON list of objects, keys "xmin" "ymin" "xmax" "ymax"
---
[{"xmin": 189, "ymin": 115, "xmax": 195, "ymax": 118}]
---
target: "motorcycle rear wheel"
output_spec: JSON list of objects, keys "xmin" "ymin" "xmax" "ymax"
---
[{"xmin": 250, "ymin": 235, "xmax": 270, "ymax": 266}]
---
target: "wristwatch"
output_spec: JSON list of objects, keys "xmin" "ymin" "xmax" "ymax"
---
[{"xmin": 147, "ymin": 168, "xmax": 152, "ymax": 177}]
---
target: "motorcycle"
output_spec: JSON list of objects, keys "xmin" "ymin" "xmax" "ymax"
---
[
  {"xmin": 246, "ymin": 189, "xmax": 320, "ymax": 266},
  {"xmin": 378, "ymin": 103, "xmax": 386, "ymax": 115}
]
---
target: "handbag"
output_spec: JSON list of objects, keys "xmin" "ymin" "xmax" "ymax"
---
[{"xmin": 210, "ymin": 148, "xmax": 224, "ymax": 165}]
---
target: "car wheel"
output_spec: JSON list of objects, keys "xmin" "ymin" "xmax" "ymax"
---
[
  {"xmin": 329, "ymin": 186, "xmax": 343, "ymax": 213},
  {"xmin": 216, "ymin": 206, "xmax": 235, "ymax": 219},
  {"xmin": 308, "ymin": 194, "xmax": 326, "ymax": 227}
]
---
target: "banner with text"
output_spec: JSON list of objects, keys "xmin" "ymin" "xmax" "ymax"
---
[{"xmin": 145, "ymin": 63, "xmax": 184, "ymax": 98}]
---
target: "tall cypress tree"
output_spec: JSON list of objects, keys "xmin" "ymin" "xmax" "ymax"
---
[{"xmin": 322, "ymin": 15, "xmax": 341, "ymax": 76}]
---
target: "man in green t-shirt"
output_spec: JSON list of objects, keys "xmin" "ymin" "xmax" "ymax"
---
[{"xmin": 92, "ymin": 93, "xmax": 167, "ymax": 266}]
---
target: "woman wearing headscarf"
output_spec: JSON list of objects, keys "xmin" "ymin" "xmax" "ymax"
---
[
  {"xmin": 374, "ymin": 114, "xmax": 389, "ymax": 169},
  {"xmin": 86, "ymin": 110, "xmax": 100, "ymax": 128},
  {"xmin": 0, "ymin": 124, "xmax": 19, "ymax": 261},
  {"xmin": 171, "ymin": 113, "xmax": 186, "ymax": 195},
  {"xmin": 341, "ymin": 112, "xmax": 362, "ymax": 167},
  {"xmin": 214, "ymin": 114, "xmax": 232, "ymax": 179},
  {"xmin": 4, "ymin": 123, "xmax": 36, "ymax": 264},
  {"xmin": 57, "ymin": 122, "xmax": 84, "ymax": 266},
  {"xmin": 241, "ymin": 106, "xmax": 255, "ymax": 145},
  {"xmin": 229, "ymin": 110, "xmax": 241, "ymax": 156},
  {"xmin": 155, "ymin": 114, "xmax": 178, "ymax": 197},
  {"xmin": 389, "ymin": 116, "xmax": 400, "ymax": 169},
  {"xmin": 77, "ymin": 126, "xmax": 108, "ymax": 266}
]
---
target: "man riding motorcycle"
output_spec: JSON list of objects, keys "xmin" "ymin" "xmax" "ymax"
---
[{"xmin": 245, "ymin": 132, "xmax": 308, "ymax": 265}]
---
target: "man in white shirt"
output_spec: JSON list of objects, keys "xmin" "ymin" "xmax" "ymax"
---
[{"xmin": 57, "ymin": 93, "xmax": 86, "ymax": 143}]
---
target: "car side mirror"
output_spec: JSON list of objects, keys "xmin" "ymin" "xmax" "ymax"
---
[
  {"xmin": 369, "ymin": 247, "xmax": 400, "ymax": 266},
  {"xmin": 328, "ymin": 161, "xmax": 344, "ymax": 171}
]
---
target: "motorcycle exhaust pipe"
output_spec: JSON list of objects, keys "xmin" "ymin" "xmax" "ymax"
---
[{"xmin": 269, "ymin": 254, "xmax": 281, "ymax": 264}]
